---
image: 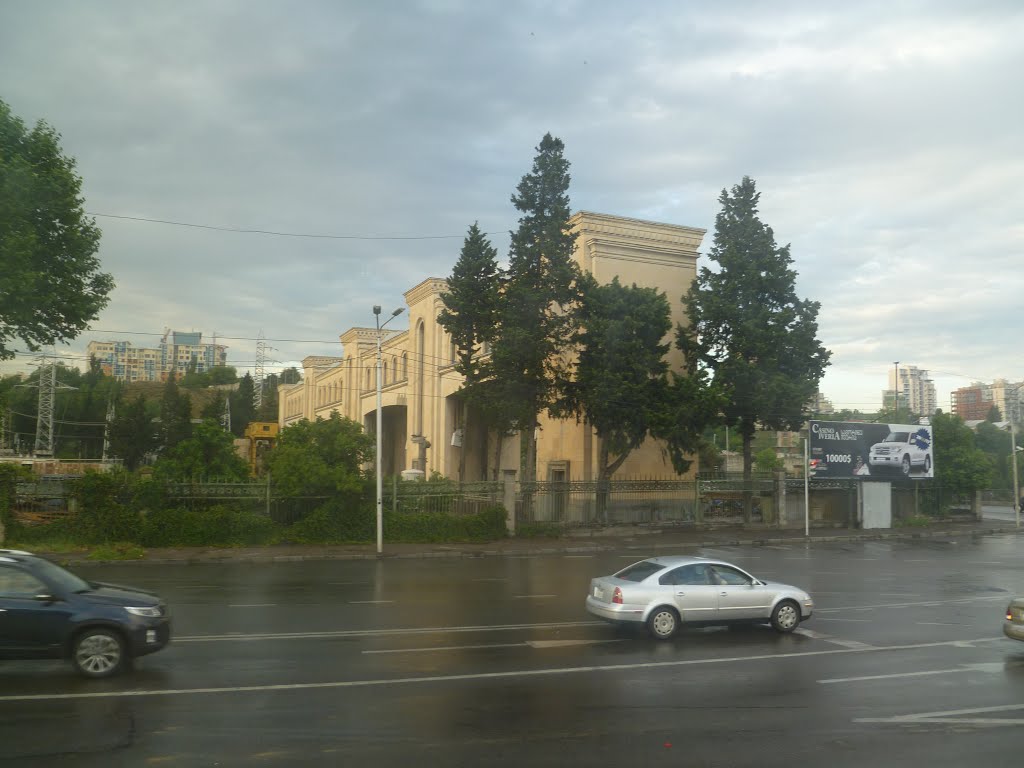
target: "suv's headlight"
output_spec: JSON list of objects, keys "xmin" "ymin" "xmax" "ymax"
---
[{"xmin": 125, "ymin": 606, "xmax": 161, "ymax": 617}]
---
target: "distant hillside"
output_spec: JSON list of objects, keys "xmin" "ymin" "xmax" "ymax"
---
[{"xmin": 122, "ymin": 381, "xmax": 238, "ymax": 418}]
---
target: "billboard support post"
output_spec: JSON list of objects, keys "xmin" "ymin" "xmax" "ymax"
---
[{"xmin": 803, "ymin": 438, "xmax": 809, "ymax": 536}]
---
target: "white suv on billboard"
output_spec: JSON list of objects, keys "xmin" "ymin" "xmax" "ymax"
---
[{"xmin": 868, "ymin": 428, "xmax": 932, "ymax": 476}]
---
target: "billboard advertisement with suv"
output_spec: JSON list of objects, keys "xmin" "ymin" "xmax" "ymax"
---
[{"xmin": 808, "ymin": 421, "xmax": 934, "ymax": 480}]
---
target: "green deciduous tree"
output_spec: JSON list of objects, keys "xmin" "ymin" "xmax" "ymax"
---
[
  {"xmin": 931, "ymin": 411, "xmax": 993, "ymax": 501},
  {"xmin": 559, "ymin": 275, "xmax": 680, "ymax": 514},
  {"xmin": 0, "ymin": 99, "xmax": 114, "ymax": 360},
  {"xmin": 680, "ymin": 176, "xmax": 830, "ymax": 518},
  {"xmin": 152, "ymin": 419, "xmax": 249, "ymax": 481},
  {"xmin": 491, "ymin": 133, "xmax": 580, "ymax": 484},
  {"xmin": 265, "ymin": 412, "xmax": 373, "ymax": 501}
]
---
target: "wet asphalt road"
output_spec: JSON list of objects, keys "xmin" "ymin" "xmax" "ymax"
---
[{"xmin": 2, "ymin": 534, "xmax": 1023, "ymax": 767}]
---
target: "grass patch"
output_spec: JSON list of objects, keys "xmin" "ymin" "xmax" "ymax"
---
[
  {"xmin": 515, "ymin": 522, "xmax": 563, "ymax": 539},
  {"xmin": 7, "ymin": 536, "xmax": 87, "ymax": 554},
  {"xmin": 895, "ymin": 514, "xmax": 931, "ymax": 528},
  {"xmin": 87, "ymin": 542, "xmax": 146, "ymax": 561}
]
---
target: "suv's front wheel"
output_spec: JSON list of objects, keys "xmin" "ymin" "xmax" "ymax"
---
[{"xmin": 72, "ymin": 628, "xmax": 127, "ymax": 678}]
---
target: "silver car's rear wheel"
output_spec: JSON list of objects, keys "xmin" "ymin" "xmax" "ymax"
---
[
  {"xmin": 770, "ymin": 600, "xmax": 801, "ymax": 633},
  {"xmin": 647, "ymin": 606, "xmax": 679, "ymax": 640}
]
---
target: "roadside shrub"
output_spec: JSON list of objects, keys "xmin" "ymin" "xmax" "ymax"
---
[
  {"xmin": 385, "ymin": 505, "xmax": 508, "ymax": 543},
  {"xmin": 141, "ymin": 505, "xmax": 278, "ymax": 547},
  {"xmin": 515, "ymin": 522, "xmax": 563, "ymax": 539},
  {"xmin": 70, "ymin": 471, "xmax": 142, "ymax": 544},
  {"xmin": 283, "ymin": 497, "xmax": 374, "ymax": 544},
  {"xmin": 895, "ymin": 514, "xmax": 931, "ymax": 528},
  {"xmin": 0, "ymin": 463, "xmax": 27, "ymax": 542}
]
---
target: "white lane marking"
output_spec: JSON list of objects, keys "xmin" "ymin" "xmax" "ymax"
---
[
  {"xmin": 968, "ymin": 561, "xmax": 1004, "ymax": 565},
  {"xmin": 362, "ymin": 638, "xmax": 623, "ymax": 655},
  {"xmin": 175, "ymin": 621, "xmax": 607, "ymax": 643},
  {"xmin": 917, "ymin": 621, "xmax": 964, "ymax": 626},
  {"xmin": 364, "ymin": 642, "xmax": 526, "ymax": 654},
  {"xmin": 879, "ymin": 593, "xmax": 921, "ymax": 597},
  {"xmin": 814, "ymin": 618, "xmax": 871, "ymax": 623},
  {"xmin": 512, "ymin": 594, "xmax": 556, "ymax": 599},
  {"xmin": 820, "ymin": 669, "xmax": 972, "ymax": 684},
  {"xmin": 816, "ymin": 595, "xmax": 1004, "ymax": 613},
  {"xmin": 349, "ymin": 600, "xmax": 395, "ymax": 605},
  {"xmin": 795, "ymin": 628, "xmax": 875, "ymax": 649},
  {"xmin": 228, "ymin": 604, "xmax": 276, "ymax": 608},
  {"xmin": 0, "ymin": 636, "xmax": 1005, "ymax": 703},
  {"xmin": 823, "ymin": 662, "xmax": 1007, "ymax": 685},
  {"xmin": 903, "ymin": 559, "xmax": 933, "ymax": 563},
  {"xmin": 855, "ymin": 703, "xmax": 1024, "ymax": 724}
]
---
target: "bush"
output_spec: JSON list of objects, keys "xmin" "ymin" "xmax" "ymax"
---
[
  {"xmin": 515, "ymin": 522, "xmax": 563, "ymax": 539},
  {"xmin": 386, "ymin": 505, "xmax": 508, "ymax": 543},
  {"xmin": 70, "ymin": 471, "xmax": 142, "ymax": 544},
  {"xmin": 141, "ymin": 505, "xmax": 278, "ymax": 547},
  {"xmin": 283, "ymin": 498, "xmax": 374, "ymax": 544}
]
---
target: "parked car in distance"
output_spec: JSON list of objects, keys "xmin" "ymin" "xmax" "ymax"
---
[
  {"xmin": 0, "ymin": 549, "xmax": 170, "ymax": 678},
  {"xmin": 586, "ymin": 556, "xmax": 813, "ymax": 640},
  {"xmin": 868, "ymin": 428, "xmax": 932, "ymax": 476},
  {"xmin": 1005, "ymin": 597, "xmax": 1024, "ymax": 642}
]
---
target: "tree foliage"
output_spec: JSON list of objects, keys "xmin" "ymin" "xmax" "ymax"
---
[
  {"xmin": 229, "ymin": 373, "xmax": 256, "ymax": 437},
  {"xmin": 490, "ymin": 133, "xmax": 580, "ymax": 482},
  {"xmin": 107, "ymin": 395, "xmax": 157, "ymax": 471},
  {"xmin": 159, "ymin": 375, "xmax": 193, "ymax": 450},
  {"xmin": 152, "ymin": 419, "xmax": 249, "ymax": 481},
  {"xmin": 680, "ymin": 176, "xmax": 831, "ymax": 489},
  {"xmin": 561, "ymin": 275, "xmax": 673, "ymax": 482},
  {"xmin": 439, "ymin": 222, "xmax": 504, "ymax": 479},
  {"xmin": 265, "ymin": 411, "xmax": 373, "ymax": 500},
  {"xmin": 0, "ymin": 99, "xmax": 114, "ymax": 360},
  {"xmin": 931, "ymin": 411, "xmax": 993, "ymax": 496}
]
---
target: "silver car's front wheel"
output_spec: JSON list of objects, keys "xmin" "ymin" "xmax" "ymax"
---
[
  {"xmin": 647, "ymin": 607, "xmax": 679, "ymax": 640},
  {"xmin": 770, "ymin": 600, "xmax": 801, "ymax": 633},
  {"xmin": 72, "ymin": 629, "xmax": 126, "ymax": 678}
]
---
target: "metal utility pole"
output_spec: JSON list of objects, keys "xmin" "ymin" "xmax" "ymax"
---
[
  {"xmin": 254, "ymin": 331, "xmax": 268, "ymax": 409},
  {"xmin": 17, "ymin": 353, "xmax": 77, "ymax": 458},
  {"xmin": 374, "ymin": 304, "xmax": 404, "ymax": 556},
  {"xmin": 221, "ymin": 395, "xmax": 232, "ymax": 433},
  {"xmin": 893, "ymin": 361, "xmax": 900, "ymax": 414},
  {"xmin": 102, "ymin": 399, "xmax": 115, "ymax": 462}
]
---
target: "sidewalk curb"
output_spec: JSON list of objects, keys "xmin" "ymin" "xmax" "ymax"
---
[{"xmin": 42, "ymin": 525, "xmax": 1021, "ymax": 566}]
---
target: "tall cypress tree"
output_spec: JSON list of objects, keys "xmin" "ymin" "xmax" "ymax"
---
[
  {"xmin": 491, "ymin": 133, "xmax": 580, "ymax": 484},
  {"xmin": 439, "ymin": 223, "xmax": 503, "ymax": 480},
  {"xmin": 680, "ymin": 177, "xmax": 830, "ymax": 517}
]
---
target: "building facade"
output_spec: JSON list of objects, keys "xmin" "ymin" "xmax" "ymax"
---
[
  {"xmin": 88, "ymin": 330, "xmax": 227, "ymax": 382},
  {"xmin": 951, "ymin": 382, "xmax": 996, "ymax": 422},
  {"xmin": 887, "ymin": 365, "xmax": 937, "ymax": 416},
  {"xmin": 954, "ymin": 379, "xmax": 1023, "ymax": 425},
  {"xmin": 277, "ymin": 212, "xmax": 706, "ymax": 482}
]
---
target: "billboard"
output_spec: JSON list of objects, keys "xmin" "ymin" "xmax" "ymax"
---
[{"xmin": 808, "ymin": 421, "xmax": 934, "ymax": 480}]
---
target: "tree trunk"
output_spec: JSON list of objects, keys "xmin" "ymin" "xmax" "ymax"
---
[{"xmin": 597, "ymin": 443, "xmax": 611, "ymax": 523}]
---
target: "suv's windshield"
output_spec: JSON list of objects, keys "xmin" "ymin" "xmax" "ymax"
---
[
  {"xmin": 884, "ymin": 432, "xmax": 910, "ymax": 442},
  {"xmin": 31, "ymin": 558, "xmax": 91, "ymax": 594}
]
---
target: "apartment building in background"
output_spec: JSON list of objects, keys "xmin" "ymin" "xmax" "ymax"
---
[
  {"xmin": 88, "ymin": 330, "xmax": 227, "ymax": 382},
  {"xmin": 886, "ymin": 365, "xmax": 937, "ymax": 416},
  {"xmin": 953, "ymin": 379, "xmax": 1024, "ymax": 425}
]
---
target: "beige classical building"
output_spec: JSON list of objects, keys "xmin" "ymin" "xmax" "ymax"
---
[{"xmin": 277, "ymin": 212, "xmax": 705, "ymax": 482}]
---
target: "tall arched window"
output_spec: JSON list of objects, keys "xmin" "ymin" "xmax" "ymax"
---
[
  {"xmin": 383, "ymin": 361, "xmax": 388, "ymax": 385},
  {"xmin": 417, "ymin": 321, "xmax": 425, "ymax": 434},
  {"xmin": 402, "ymin": 353, "xmax": 408, "ymax": 380}
]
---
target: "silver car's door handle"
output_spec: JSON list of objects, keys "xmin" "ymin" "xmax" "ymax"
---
[
  {"xmin": 675, "ymin": 591, "xmax": 686, "ymax": 596},
  {"xmin": 720, "ymin": 592, "xmax": 728, "ymax": 596}
]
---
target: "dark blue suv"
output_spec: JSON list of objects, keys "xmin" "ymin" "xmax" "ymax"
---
[{"xmin": 0, "ymin": 549, "xmax": 170, "ymax": 678}]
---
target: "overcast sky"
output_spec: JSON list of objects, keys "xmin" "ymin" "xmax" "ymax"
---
[{"xmin": 2, "ymin": 0, "xmax": 1021, "ymax": 412}]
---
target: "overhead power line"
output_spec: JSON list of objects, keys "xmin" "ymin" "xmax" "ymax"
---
[{"xmin": 86, "ymin": 212, "xmax": 508, "ymax": 242}]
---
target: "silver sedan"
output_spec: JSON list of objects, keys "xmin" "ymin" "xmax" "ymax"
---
[
  {"xmin": 1005, "ymin": 597, "xmax": 1024, "ymax": 642},
  {"xmin": 585, "ymin": 556, "xmax": 814, "ymax": 640}
]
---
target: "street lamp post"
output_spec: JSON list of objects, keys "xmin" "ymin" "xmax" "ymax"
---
[
  {"xmin": 1008, "ymin": 382, "xmax": 1022, "ymax": 529},
  {"xmin": 374, "ymin": 305, "xmax": 404, "ymax": 555}
]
